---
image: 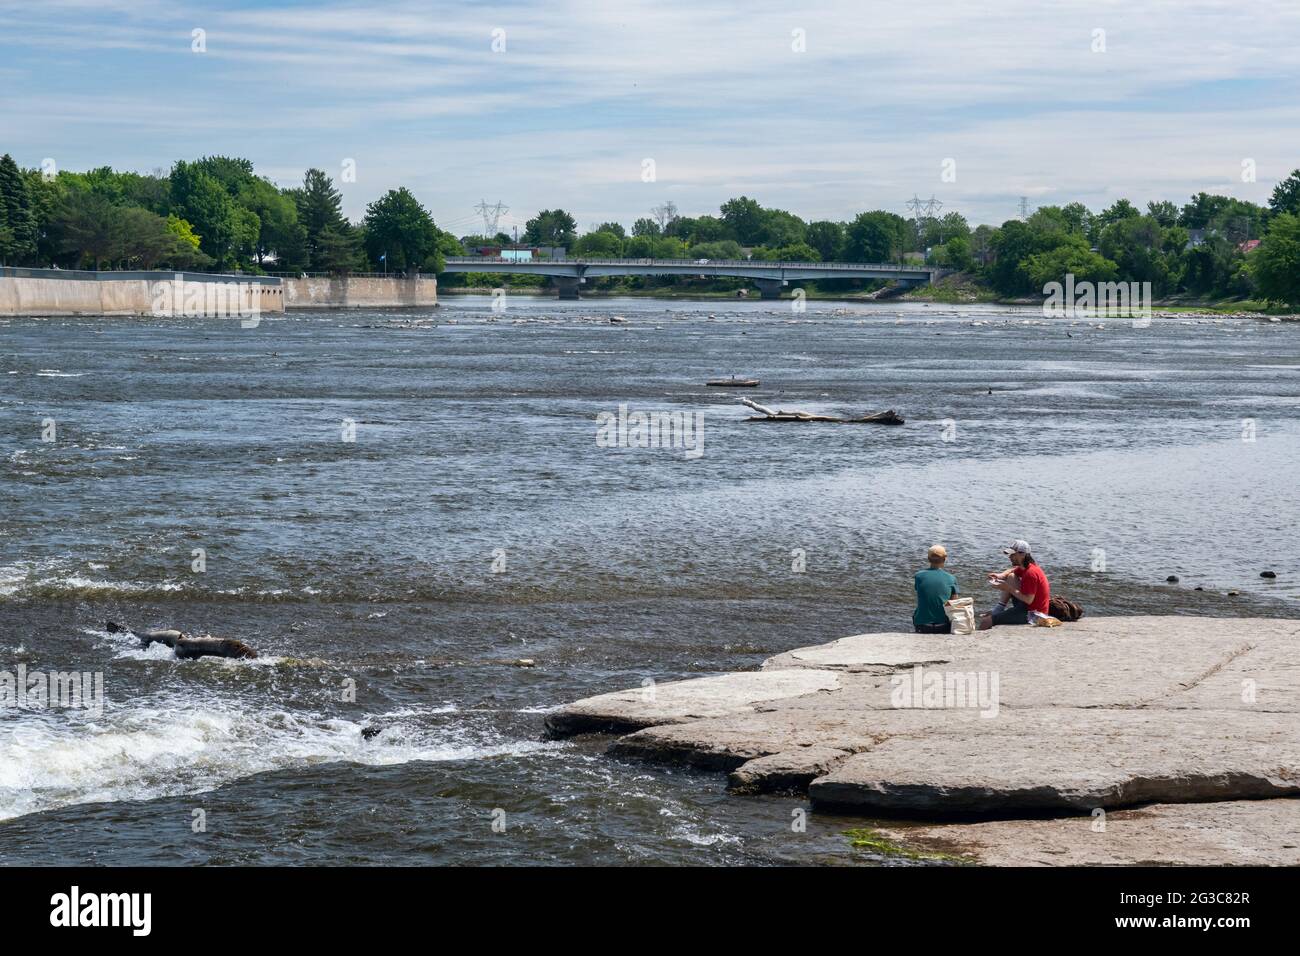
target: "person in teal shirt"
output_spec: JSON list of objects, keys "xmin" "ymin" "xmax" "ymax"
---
[{"xmin": 913, "ymin": 544, "xmax": 959, "ymax": 633}]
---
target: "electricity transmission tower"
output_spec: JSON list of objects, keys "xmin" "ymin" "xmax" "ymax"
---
[
  {"xmin": 474, "ymin": 200, "xmax": 508, "ymax": 237},
  {"xmin": 1018, "ymin": 196, "xmax": 1032, "ymax": 220},
  {"xmin": 906, "ymin": 194, "xmax": 943, "ymax": 246}
]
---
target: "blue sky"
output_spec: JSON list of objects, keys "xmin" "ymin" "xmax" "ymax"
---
[{"xmin": 2, "ymin": 0, "xmax": 1298, "ymax": 234}]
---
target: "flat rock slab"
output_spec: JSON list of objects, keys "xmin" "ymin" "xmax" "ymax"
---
[
  {"xmin": 807, "ymin": 708, "xmax": 1300, "ymax": 815},
  {"xmin": 549, "ymin": 617, "xmax": 1300, "ymax": 831},
  {"xmin": 544, "ymin": 668, "xmax": 841, "ymax": 736},
  {"xmin": 873, "ymin": 798, "xmax": 1300, "ymax": 866}
]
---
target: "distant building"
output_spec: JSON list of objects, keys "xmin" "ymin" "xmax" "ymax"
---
[{"xmin": 1238, "ymin": 239, "xmax": 1261, "ymax": 254}]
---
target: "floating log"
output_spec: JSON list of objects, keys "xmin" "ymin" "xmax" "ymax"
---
[
  {"xmin": 706, "ymin": 377, "xmax": 760, "ymax": 387},
  {"xmin": 739, "ymin": 398, "xmax": 903, "ymax": 425},
  {"xmin": 106, "ymin": 621, "xmax": 258, "ymax": 660}
]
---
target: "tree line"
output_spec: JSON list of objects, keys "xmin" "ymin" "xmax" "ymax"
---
[
  {"xmin": 0, "ymin": 154, "xmax": 458, "ymax": 276},
  {"xmin": 1, "ymin": 153, "xmax": 1297, "ymax": 303},
  {"xmin": 464, "ymin": 179, "xmax": 1300, "ymax": 305}
]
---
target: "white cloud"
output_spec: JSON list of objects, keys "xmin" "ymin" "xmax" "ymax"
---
[{"xmin": 1, "ymin": 0, "xmax": 1297, "ymax": 226}]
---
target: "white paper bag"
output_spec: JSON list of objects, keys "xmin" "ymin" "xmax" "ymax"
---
[{"xmin": 944, "ymin": 597, "xmax": 976, "ymax": 636}]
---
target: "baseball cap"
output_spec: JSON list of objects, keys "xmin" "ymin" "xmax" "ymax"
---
[
  {"xmin": 927, "ymin": 544, "xmax": 947, "ymax": 560},
  {"xmin": 1002, "ymin": 539, "xmax": 1031, "ymax": 555}
]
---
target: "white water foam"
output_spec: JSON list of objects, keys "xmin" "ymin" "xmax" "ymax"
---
[{"xmin": 0, "ymin": 697, "xmax": 567, "ymax": 822}]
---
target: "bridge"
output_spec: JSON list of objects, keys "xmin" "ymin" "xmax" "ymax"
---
[{"xmin": 442, "ymin": 257, "xmax": 936, "ymax": 299}]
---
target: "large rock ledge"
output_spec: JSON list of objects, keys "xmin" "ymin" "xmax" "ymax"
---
[
  {"xmin": 872, "ymin": 799, "xmax": 1300, "ymax": 866},
  {"xmin": 546, "ymin": 616, "xmax": 1300, "ymax": 863}
]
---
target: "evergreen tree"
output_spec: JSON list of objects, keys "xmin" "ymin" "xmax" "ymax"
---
[
  {"xmin": 291, "ymin": 168, "xmax": 359, "ymax": 271},
  {"xmin": 0, "ymin": 154, "xmax": 39, "ymax": 264}
]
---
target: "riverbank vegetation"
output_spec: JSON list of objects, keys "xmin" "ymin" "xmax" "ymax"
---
[{"xmin": 2, "ymin": 153, "xmax": 1297, "ymax": 305}]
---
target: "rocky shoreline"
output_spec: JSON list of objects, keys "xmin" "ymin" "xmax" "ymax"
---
[{"xmin": 546, "ymin": 616, "xmax": 1300, "ymax": 865}]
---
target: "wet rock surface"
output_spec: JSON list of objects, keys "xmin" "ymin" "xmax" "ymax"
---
[{"xmin": 547, "ymin": 616, "xmax": 1300, "ymax": 863}]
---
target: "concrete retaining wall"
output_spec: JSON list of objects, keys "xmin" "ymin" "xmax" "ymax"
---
[
  {"xmin": 0, "ymin": 268, "xmax": 283, "ymax": 317},
  {"xmin": 0, "ymin": 269, "xmax": 436, "ymax": 315},
  {"xmin": 283, "ymin": 276, "xmax": 438, "ymax": 309}
]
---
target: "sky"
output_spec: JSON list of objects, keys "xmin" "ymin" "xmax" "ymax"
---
[{"xmin": 2, "ymin": 0, "xmax": 1299, "ymax": 235}]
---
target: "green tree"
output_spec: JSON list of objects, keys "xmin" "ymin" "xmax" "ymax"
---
[
  {"xmin": 362, "ymin": 187, "xmax": 440, "ymax": 274},
  {"xmin": 690, "ymin": 239, "xmax": 745, "ymax": 260},
  {"xmin": 1270, "ymin": 169, "xmax": 1300, "ymax": 217},
  {"xmin": 0, "ymin": 154, "xmax": 39, "ymax": 264},
  {"xmin": 845, "ymin": 211, "xmax": 907, "ymax": 263},
  {"xmin": 1179, "ymin": 192, "xmax": 1234, "ymax": 229},
  {"xmin": 748, "ymin": 240, "xmax": 816, "ymax": 264},
  {"xmin": 169, "ymin": 160, "xmax": 256, "ymax": 268},
  {"xmin": 806, "ymin": 220, "xmax": 845, "ymax": 261},
  {"xmin": 719, "ymin": 196, "xmax": 764, "ymax": 245},
  {"xmin": 1147, "ymin": 200, "xmax": 1179, "ymax": 227},
  {"xmin": 290, "ymin": 169, "xmax": 360, "ymax": 272},
  {"xmin": 1060, "ymin": 202, "xmax": 1093, "ymax": 236},
  {"xmin": 314, "ymin": 225, "xmax": 365, "ymax": 274},
  {"xmin": 682, "ymin": 214, "xmax": 731, "ymax": 244},
  {"xmin": 572, "ymin": 229, "xmax": 623, "ymax": 257},
  {"xmin": 1253, "ymin": 212, "xmax": 1300, "ymax": 304},
  {"xmin": 51, "ymin": 190, "xmax": 119, "ymax": 269},
  {"xmin": 1099, "ymin": 215, "xmax": 1170, "ymax": 291},
  {"xmin": 757, "ymin": 208, "xmax": 807, "ymax": 248},
  {"xmin": 931, "ymin": 235, "xmax": 974, "ymax": 271},
  {"xmin": 631, "ymin": 217, "xmax": 660, "ymax": 237},
  {"xmin": 523, "ymin": 209, "xmax": 577, "ymax": 247},
  {"xmin": 650, "ymin": 236, "xmax": 688, "ymax": 258},
  {"xmin": 1021, "ymin": 235, "xmax": 1118, "ymax": 289},
  {"xmin": 986, "ymin": 220, "xmax": 1043, "ymax": 295}
]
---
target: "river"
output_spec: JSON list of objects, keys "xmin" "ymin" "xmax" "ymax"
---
[{"xmin": 1, "ymin": 297, "xmax": 1297, "ymax": 864}]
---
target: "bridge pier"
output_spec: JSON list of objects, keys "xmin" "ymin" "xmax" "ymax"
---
[
  {"xmin": 755, "ymin": 278, "xmax": 784, "ymax": 300},
  {"xmin": 553, "ymin": 276, "xmax": 581, "ymax": 299}
]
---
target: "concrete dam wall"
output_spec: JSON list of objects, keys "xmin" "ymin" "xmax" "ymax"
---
[
  {"xmin": 0, "ymin": 268, "xmax": 437, "ymax": 316},
  {"xmin": 282, "ymin": 275, "xmax": 438, "ymax": 309},
  {"xmin": 0, "ymin": 268, "xmax": 283, "ymax": 317}
]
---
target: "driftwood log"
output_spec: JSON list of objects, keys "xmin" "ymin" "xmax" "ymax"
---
[
  {"xmin": 106, "ymin": 621, "xmax": 259, "ymax": 660},
  {"xmin": 739, "ymin": 398, "xmax": 904, "ymax": 425}
]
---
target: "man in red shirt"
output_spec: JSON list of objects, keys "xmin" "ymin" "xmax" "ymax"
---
[{"xmin": 979, "ymin": 539, "xmax": 1050, "ymax": 629}]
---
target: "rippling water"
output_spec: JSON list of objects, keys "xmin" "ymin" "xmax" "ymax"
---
[{"xmin": 2, "ymin": 298, "xmax": 1297, "ymax": 864}]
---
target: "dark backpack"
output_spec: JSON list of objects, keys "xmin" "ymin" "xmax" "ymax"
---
[{"xmin": 1049, "ymin": 597, "xmax": 1084, "ymax": 622}]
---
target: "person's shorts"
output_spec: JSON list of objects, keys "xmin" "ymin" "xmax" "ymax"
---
[
  {"xmin": 990, "ymin": 599, "xmax": 1030, "ymax": 626},
  {"xmin": 914, "ymin": 621, "xmax": 952, "ymax": 634}
]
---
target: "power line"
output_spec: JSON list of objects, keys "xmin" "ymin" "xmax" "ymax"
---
[
  {"xmin": 905, "ymin": 194, "xmax": 943, "ymax": 228},
  {"xmin": 474, "ymin": 199, "xmax": 509, "ymax": 236}
]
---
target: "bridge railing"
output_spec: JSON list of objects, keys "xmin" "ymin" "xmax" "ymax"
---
[{"xmin": 443, "ymin": 257, "xmax": 930, "ymax": 272}]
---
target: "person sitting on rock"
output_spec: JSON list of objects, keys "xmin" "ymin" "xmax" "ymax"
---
[
  {"xmin": 979, "ymin": 540, "xmax": 1050, "ymax": 629},
  {"xmin": 913, "ymin": 544, "xmax": 959, "ymax": 634}
]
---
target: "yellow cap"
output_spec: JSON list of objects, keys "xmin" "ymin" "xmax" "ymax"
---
[{"xmin": 927, "ymin": 544, "xmax": 947, "ymax": 561}]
